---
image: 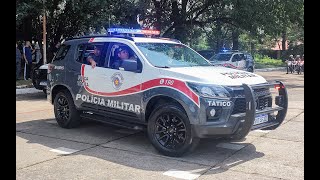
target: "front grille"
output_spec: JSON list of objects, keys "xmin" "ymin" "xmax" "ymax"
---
[
  {"xmin": 231, "ymin": 88, "xmax": 272, "ymax": 114},
  {"xmin": 233, "ymin": 98, "xmax": 246, "ymax": 114}
]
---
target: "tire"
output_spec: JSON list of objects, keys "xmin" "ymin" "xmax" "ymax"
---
[
  {"xmin": 147, "ymin": 103, "xmax": 199, "ymax": 157},
  {"xmin": 54, "ymin": 90, "xmax": 80, "ymax": 128},
  {"xmin": 247, "ymin": 67, "xmax": 254, "ymax": 72}
]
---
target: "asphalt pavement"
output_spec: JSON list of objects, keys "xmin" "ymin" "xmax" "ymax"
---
[{"xmin": 16, "ymin": 70, "xmax": 304, "ymax": 180}]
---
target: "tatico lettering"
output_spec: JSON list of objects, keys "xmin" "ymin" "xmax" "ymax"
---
[
  {"xmin": 208, "ymin": 100, "xmax": 231, "ymax": 107},
  {"xmin": 76, "ymin": 94, "xmax": 140, "ymax": 113}
]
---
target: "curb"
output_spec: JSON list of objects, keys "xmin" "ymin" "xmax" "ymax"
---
[
  {"xmin": 16, "ymin": 84, "xmax": 34, "ymax": 89},
  {"xmin": 255, "ymin": 67, "xmax": 286, "ymax": 72},
  {"xmin": 16, "ymin": 88, "xmax": 43, "ymax": 95}
]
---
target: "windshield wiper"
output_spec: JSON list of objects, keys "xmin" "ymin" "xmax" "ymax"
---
[{"xmin": 154, "ymin": 65, "xmax": 170, "ymax": 68}]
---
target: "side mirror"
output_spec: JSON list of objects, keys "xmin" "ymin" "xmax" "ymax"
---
[{"xmin": 120, "ymin": 59, "xmax": 138, "ymax": 72}]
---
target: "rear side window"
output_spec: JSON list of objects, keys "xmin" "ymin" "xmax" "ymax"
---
[
  {"xmin": 76, "ymin": 42, "xmax": 106, "ymax": 67},
  {"xmin": 53, "ymin": 45, "xmax": 70, "ymax": 61}
]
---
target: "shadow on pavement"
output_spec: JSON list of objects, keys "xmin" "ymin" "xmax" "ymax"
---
[
  {"xmin": 16, "ymin": 118, "xmax": 264, "ymax": 173},
  {"xmin": 16, "ymin": 92, "xmax": 47, "ymax": 101}
]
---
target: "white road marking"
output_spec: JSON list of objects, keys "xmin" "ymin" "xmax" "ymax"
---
[
  {"xmin": 216, "ymin": 143, "xmax": 245, "ymax": 150},
  {"xmin": 163, "ymin": 169, "xmax": 201, "ymax": 180},
  {"xmin": 50, "ymin": 147, "xmax": 79, "ymax": 155},
  {"xmin": 253, "ymin": 129, "xmax": 271, "ymax": 133}
]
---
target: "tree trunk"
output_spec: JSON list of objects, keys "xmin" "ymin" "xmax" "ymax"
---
[
  {"xmin": 215, "ymin": 20, "xmax": 222, "ymax": 53},
  {"xmin": 22, "ymin": 16, "xmax": 33, "ymax": 41},
  {"xmin": 171, "ymin": 0, "xmax": 188, "ymax": 42},
  {"xmin": 281, "ymin": 30, "xmax": 287, "ymax": 51},
  {"xmin": 153, "ymin": 0, "xmax": 162, "ymax": 30},
  {"xmin": 232, "ymin": 29, "xmax": 239, "ymax": 50}
]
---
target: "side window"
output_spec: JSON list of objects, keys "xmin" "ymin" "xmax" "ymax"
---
[
  {"xmin": 231, "ymin": 54, "xmax": 239, "ymax": 62},
  {"xmin": 239, "ymin": 53, "xmax": 245, "ymax": 60},
  {"xmin": 104, "ymin": 43, "xmax": 142, "ymax": 72},
  {"xmin": 76, "ymin": 44, "xmax": 85, "ymax": 63},
  {"xmin": 53, "ymin": 45, "xmax": 70, "ymax": 61},
  {"xmin": 76, "ymin": 42, "xmax": 106, "ymax": 67}
]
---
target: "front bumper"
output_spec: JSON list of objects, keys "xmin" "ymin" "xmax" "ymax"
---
[{"xmin": 193, "ymin": 81, "xmax": 288, "ymax": 138}]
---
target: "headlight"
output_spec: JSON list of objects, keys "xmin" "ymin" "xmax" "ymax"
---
[{"xmin": 187, "ymin": 82, "xmax": 230, "ymax": 98}]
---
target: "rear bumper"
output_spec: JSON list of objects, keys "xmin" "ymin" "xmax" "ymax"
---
[{"xmin": 192, "ymin": 81, "xmax": 288, "ymax": 138}]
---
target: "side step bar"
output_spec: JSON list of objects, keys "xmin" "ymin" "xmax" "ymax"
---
[{"xmin": 80, "ymin": 112, "xmax": 146, "ymax": 131}]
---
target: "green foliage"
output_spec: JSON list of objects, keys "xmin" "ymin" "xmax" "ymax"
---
[
  {"xmin": 254, "ymin": 54, "xmax": 285, "ymax": 68},
  {"xmin": 16, "ymin": 0, "xmax": 304, "ymax": 60}
]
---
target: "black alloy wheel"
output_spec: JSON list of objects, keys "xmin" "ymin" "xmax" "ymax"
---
[
  {"xmin": 56, "ymin": 95, "xmax": 70, "ymax": 121},
  {"xmin": 155, "ymin": 113, "xmax": 187, "ymax": 150},
  {"xmin": 54, "ymin": 90, "xmax": 80, "ymax": 128},
  {"xmin": 148, "ymin": 103, "xmax": 199, "ymax": 157}
]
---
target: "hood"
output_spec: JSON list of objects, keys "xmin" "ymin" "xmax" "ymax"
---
[{"xmin": 159, "ymin": 66, "xmax": 267, "ymax": 86}]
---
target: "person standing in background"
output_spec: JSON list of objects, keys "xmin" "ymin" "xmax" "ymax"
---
[
  {"xmin": 23, "ymin": 41, "xmax": 34, "ymax": 80},
  {"xmin": 285, "ymin": 55, "xmax": 294, "ymax": 74},
  {"xmin": 16, "ymin": 43, "xmax": 22, "ymax": 80},
  {"xmin": 34, "ymin": 42, "xmax": 42, "ymax": 65}
]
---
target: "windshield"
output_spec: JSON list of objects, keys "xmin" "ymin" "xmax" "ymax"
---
[
  {"xmin": 209, "ymin": 53, "xmax": 232, "ymax": 62},
  {"xmin": 136, "ymin": 43, "xmax": 211, "ymax": 67}
]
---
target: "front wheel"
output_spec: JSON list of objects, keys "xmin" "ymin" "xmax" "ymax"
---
[
  {"xmin": 147, "ymin": 103, "xmax": 199, "ymax": 157},
  {"xmin": 54, "ymin": 90, "xmax": 80, "ymax": 128}
]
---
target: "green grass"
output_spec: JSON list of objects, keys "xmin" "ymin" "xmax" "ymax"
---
[{"xmin": 254, "ymin": 54, "xmax": 285, "ymax": 69}]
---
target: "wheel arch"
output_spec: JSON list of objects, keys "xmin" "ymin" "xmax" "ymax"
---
[
  {"xmin": 51, "ymin": 84, "xmax": 73, "ymax": 104},
  {"xmin": 144, "ymin": 94, "xmax": 194, "ymax": 124}
]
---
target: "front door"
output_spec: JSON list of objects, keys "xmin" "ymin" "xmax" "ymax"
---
[{"xmin": 81, "ymin": 42, "xmax": 144, "ymax": 122}]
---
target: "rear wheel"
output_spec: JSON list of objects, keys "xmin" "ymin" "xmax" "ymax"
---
[
  {"xmin": 247, "ymin": 66, "xmax": 254, "ymax": 72},
  {"xmin": 147, "ymin": 103, "xmax": 199, "ymax": 157},
  {"xmin": 54, "ymin": 90, "xmax": 80, "ymax": 128}
]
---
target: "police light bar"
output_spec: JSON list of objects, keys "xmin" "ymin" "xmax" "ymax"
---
[
  {"xmin": 107, "ymin": 28, "xmax": 160, "ymax": 35},
  {"xmin": 141, "ymin": 30, "xmax": 160, "ymax": 35}
]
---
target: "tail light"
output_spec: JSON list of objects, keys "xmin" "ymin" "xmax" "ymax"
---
[{"xmin": 274, "ymin": 84, "xmax": 284, "ymax": 90}]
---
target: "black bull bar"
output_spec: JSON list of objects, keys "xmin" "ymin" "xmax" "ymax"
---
[{"xmin": 231, "ymin": 81, "xmax": 288, "ymax": 136}]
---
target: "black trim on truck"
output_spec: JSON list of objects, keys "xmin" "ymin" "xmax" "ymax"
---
[{"xmin": 192, "ymin": 81, "xmax": 288, "ymax": 138}]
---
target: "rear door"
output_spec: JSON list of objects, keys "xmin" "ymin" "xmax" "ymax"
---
[{"xmin": 66, "ymin": 40, "xmax": 107, "ymax": 110}]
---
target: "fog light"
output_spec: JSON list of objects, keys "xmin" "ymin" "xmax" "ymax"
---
[{"xmin": 210, "ymin": 109, "xmax": 216, "ymax": 117}]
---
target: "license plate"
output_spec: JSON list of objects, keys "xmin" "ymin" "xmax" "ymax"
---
[
  {"xmin": 39, "ymin": 81, "xmax": 47, "ymax": 86},
  {"xmin": 254, "ymin": 114, "xmax": 268, "ymax": 125}
]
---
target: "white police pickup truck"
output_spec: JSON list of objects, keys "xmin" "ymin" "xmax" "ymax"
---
[{"xmin": 47, "ymin": 28, "xmax": 288, "ymax": 157}]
